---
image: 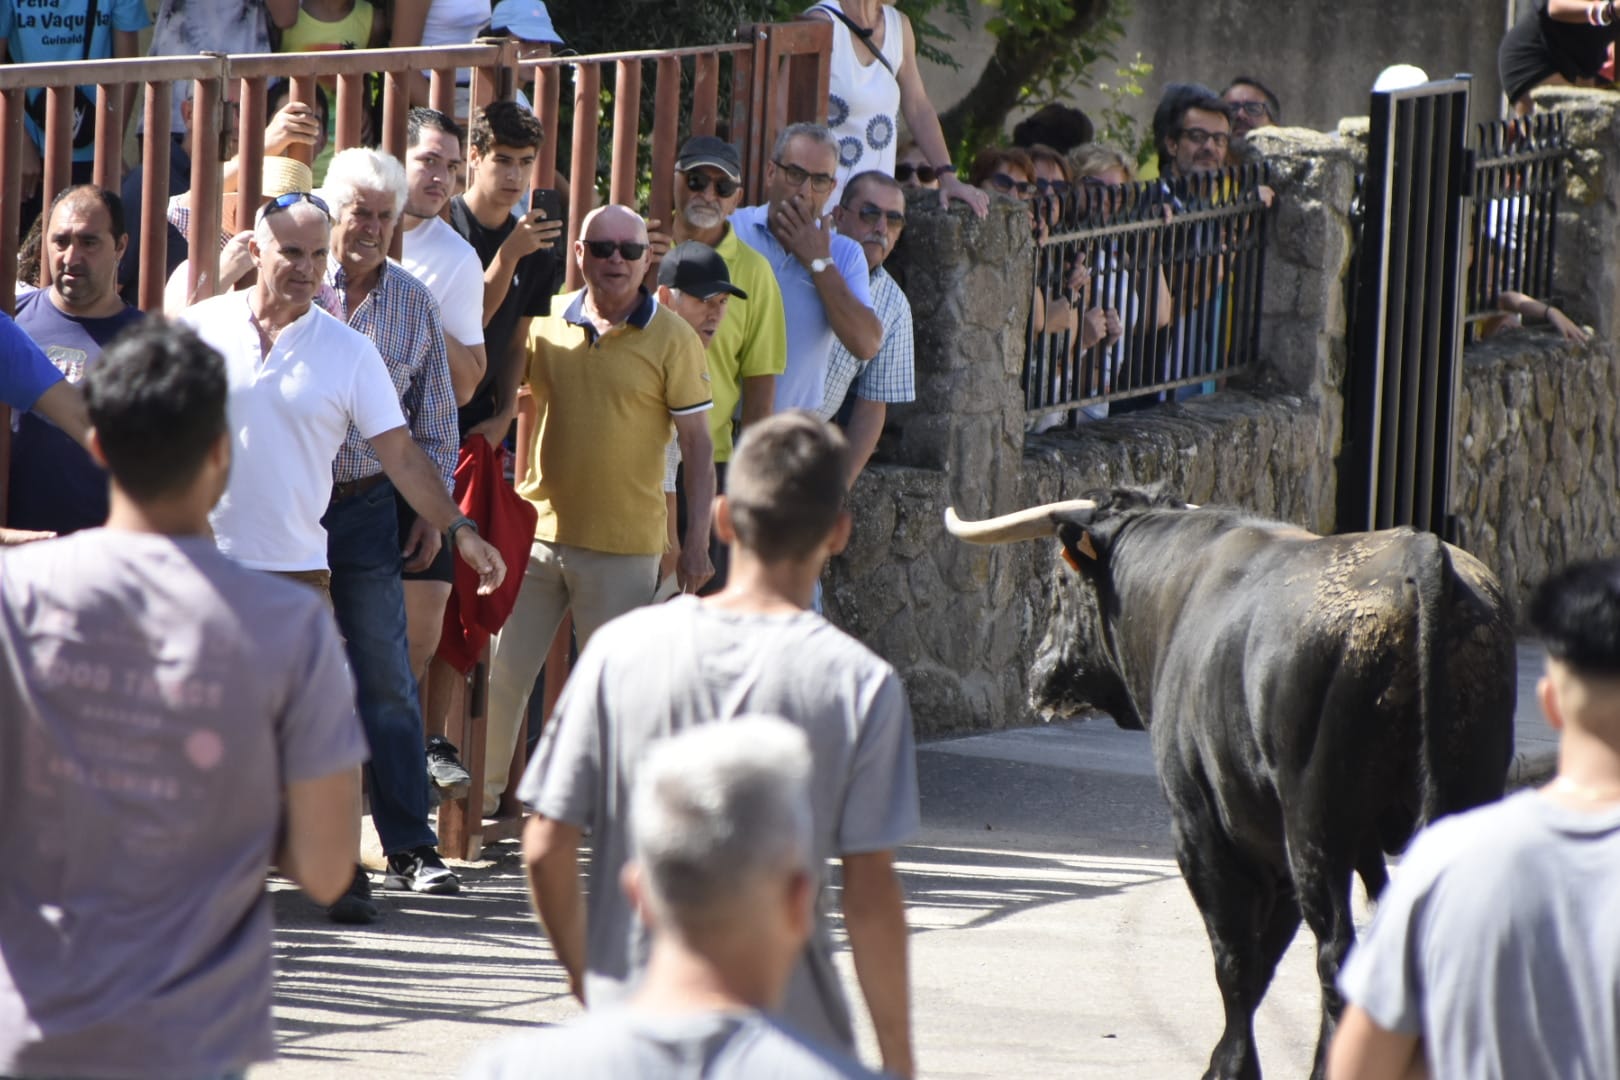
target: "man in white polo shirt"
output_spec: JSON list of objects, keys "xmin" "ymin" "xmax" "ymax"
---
[{"xmin": 181, "ymin": 193, "xmax": 507, "ymax": 917}]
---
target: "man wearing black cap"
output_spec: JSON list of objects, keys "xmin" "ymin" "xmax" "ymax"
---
[
  {"xmin": 654, "ymin": 241, "xmax": 750, "ymax": 595},
  {"xmin": 667, "ymin": 134, "xmax": 788, "ymax": 593}
]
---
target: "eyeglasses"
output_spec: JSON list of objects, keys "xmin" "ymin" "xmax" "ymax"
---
[
  {"xmin": 583, "ymin": 239, "xmax": 648, "ymax": 261},
  {"xmin": 683, "ymin": 171, "xmax": 740, "ymax": 198},
  {"xmin": 1176, "ymin": 127, "xmax": 1231, "ymax": 149},
  {"xmin": 988, "ymin": 172, "xmax": 1033, "ymax": 196},
  {"xmin": 854, "ymin": 203, "xmax": 905, "ymax": 228},
  {"xmin": 256, "ymin": 191, "xmax": 329, "ymax": 224},
  {"xmin": 1230, "ymin": 101, "xmax": 1270, "ymax": 118},
  {"xmin": 771, "ymin": 159, "xmax": 837, "ymax": 194},
  {"xmin": 895, "ymin": 163, "xmax": 937, "ymax": 183},
  {"xmin": 1033, "ymin": 178, "xmax": 1071, "ymax": 196}
]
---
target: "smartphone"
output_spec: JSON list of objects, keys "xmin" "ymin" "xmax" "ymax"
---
[{"xmin": 531, "ymin": 188, "xmax": 562, "ymax": 221}]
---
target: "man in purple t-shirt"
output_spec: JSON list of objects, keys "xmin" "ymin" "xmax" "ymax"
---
[
  {"xmin": 0, "ymin": 318, "xmax": 365, "ymax": 1079},
  {"xmin": 10, "ymin": 185, "xmax": 143, "ymax": 535}
]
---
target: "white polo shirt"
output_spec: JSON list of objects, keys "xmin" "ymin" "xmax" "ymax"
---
[
  {"xmin": 402, "ymin": 214, "xmax": 485, "ymax": 347},
  {"xmin": 181, "ymin": 292, "xmax": 405, "ymax": 572}
]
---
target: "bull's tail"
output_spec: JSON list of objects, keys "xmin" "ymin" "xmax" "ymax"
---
[{"xmin": 1414, "ymin": 532, "xmax": 1451, "ymax": 829}]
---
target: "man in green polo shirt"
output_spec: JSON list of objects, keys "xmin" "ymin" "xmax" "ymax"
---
[
  {"xmin": 482, "ymin": 204, "xmax": 715, "ymax": 817},
  {"xmin": 667, "ymin": 134, "xmax": 788, "ymax": 592}
]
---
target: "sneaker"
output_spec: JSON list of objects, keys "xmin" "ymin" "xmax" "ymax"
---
[
  {"xmin": 426, "ymin": 735, "xmax": 471, "ymax": 797},
  {"xmin": 383, "ymin": 845, "xmax": 461, "ymax": 895},
  {"xmin": 328, "ymin": 866, "xmax": 378, "ymax": 924}
]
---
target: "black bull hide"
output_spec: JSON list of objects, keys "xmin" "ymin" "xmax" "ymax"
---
[{"xmin": 1011, "ymin": 491, "xmax": 1514, "ymax": 1079}]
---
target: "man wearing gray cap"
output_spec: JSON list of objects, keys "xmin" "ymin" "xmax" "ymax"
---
[{"xmin": 667, "ymin": 134, "xmax": 787, "ymax": 593}]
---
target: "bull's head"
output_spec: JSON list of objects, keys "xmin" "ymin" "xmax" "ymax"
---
[{"xmin": 946, "ymin": 489, "xmax": 1191, "ymax": 730}]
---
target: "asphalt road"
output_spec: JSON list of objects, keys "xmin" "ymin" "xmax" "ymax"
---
[{"xmin": 258, "ymin": 645, "xmax": 1551, "ymax": 1078}]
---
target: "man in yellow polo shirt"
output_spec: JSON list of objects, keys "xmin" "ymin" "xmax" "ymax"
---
[
  {"xmin": 668, "ymin": 134, "xmax": 787, "ymax": 592},
  {"xmin": 482, "ymin": 204, "xmax": 715, "ymax": 816}
]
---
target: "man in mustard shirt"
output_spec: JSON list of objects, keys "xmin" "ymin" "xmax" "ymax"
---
[{"xmin": 481, "ymin": 204, "xmax": 715, "ymax": 816}]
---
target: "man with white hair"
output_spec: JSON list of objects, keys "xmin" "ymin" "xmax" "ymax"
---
[
  {"xmin": 466, "ymin": 718, "xmax": 879, "ymax": 1078},
  {"xmin": 481, "ymin": 204, "xmax": 716, "ymax": 818},
  {"xmin": 179, "ymin": 181, "xmax": 505, "ymax": 923},
  {"xmin": 315, "ymin": 146, "xmax": 463, "ymax": 912}
]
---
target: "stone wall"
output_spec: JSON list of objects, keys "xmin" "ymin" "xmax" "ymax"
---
[{"xmin": 825, "ymin": 100, "xmax": 1620, "ymax": 735}]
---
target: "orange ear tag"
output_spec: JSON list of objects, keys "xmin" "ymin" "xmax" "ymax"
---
[{"xmin": 1060, "ymin": 531, "xmax": 1099, "ymax": 571}]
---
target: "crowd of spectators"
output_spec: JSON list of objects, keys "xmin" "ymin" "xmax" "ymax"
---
[{"xmin": 4, "ymin": 6, "xmax": 1606, "ymax": 1080}]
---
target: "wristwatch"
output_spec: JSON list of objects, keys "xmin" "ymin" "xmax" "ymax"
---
[
  {"xmin": 810, "ymin": 257, "xmax": 833, "ymax": 274},
  {"xmin": 448, "ymin": 514, "xmax": 479, "ymax": 544}
]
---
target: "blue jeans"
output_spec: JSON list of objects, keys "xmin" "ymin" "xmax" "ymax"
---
[{"xmin": 323, "ymin": 478, "xmax": 436, "ymax": 855}]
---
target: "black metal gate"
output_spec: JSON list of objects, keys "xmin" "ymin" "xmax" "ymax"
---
[{"xmin": 1340, "ymin": 77, "xmax": 1472, "ymax": 537}]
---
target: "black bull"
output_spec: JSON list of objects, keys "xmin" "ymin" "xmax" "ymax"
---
[{"xmin": 947, "ymin": 489, "xmax": 1515, "ymax": 1080}]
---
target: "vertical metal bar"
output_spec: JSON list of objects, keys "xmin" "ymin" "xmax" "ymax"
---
[
  {"xmin": 1345, "ymin": 88, "xmax": 1398, "ymax": 534},
  {"xmin": 692, "ymin": 52, "xmax": 719, "ymax": 138},
  {"xmin": 429, "ymin": 69, "xmax": 456, "ymax": 118},
  {"xmin": 532, "ymin": 65, "xmax": 560, "ymax": 191},
  {"xmin": 187, "ymin": 77, "xmax": 223, "ymax": 307},
  {"xmin": 648, "ymin": 56, "xmax": 681, "ymax": 233},
  {"xmin": 609, "ymin": 59, "xmax": 641, "ymax": 207},
  {"xmin": 286, "ymin": 75, "xmax": 319, "ymax": 167},
  {"xmin": 2, "ymin": 89, "xmax": 28, "ymax": 313},
  {"xmin": 335, "ymin": 72, "xmax": 365, "ymax": 152},
  {"xmin": 137, "ymin": 80, "xmax": 173, "ymax": 313},
  {"xmin": 93, "ymin": 81, "xmax": 123, "ymax": 192},
  {"xmin": 1434, "ymin": 84, "xmax": 1472, "ymax": 537},
  {"xmin": 237, "ymin": 77, "xmax": 266, "ymax": 234},
  {"xmin": 383, "ymin": 71, "xmax": 410, "ymax": 261},
  {"xmin": 566, "ymin": 62, "xmax": 601, "ymax": 290},
  {"xmin": 733, "ymin": 25, "xmax": 768, "ymax": 203},
  {"xmin": 41, "ymin": 87, "xmax": 75, "ymax": 289},
  {"xmin": 1414, "ymin": 95, "xmax": 1452, "ymax": 534}
]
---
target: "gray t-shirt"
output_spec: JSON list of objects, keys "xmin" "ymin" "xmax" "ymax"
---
[
  {"xmin": 464, "ymin": 1006, "xmax": 882, "ymax": 1079},
  {"xmin": 1338, "ymin": 788, "xmax": 1620, "ymax": 1080},
  {"xmin": 517, "ymin": 597, "xmax": 919, "ymax": 1052},
  {"xmin": 0, "ymin": 530, "xmax": 367, "ymax": 1079}
]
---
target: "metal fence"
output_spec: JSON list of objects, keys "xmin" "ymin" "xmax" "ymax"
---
[
  {"xmin": 1465, "ymin": 111, "xmax": 1567, "ymax": 330},
  {"xmin": 1023, "ymin": 165, "xmax": 1271, "ymax": 422}
]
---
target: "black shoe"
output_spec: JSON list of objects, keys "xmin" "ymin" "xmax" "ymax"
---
[
  {"xmin": 426, "ymin": 735, "xmax": 472, "ymax": 797},
  {"xmin": 328, "ymin": 866, "xmax": 378, "ymax": 924},
  {"xmin": 383, "ymin": 845, "xmax": 461, "ymax": 895}
]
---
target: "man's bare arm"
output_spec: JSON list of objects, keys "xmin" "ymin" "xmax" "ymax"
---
[
  {"xmin": 739, "ymin": 373, "xmax": 775, "ymax": 431},
  {"xmin": 466, "ymin": 318, "xmax": 531, "ymax": 446},
  {"xmin": 815, "ymin": 268, "xmax": 883, "ymax": 360},
  {"xmin": 277, "ymin": 767, "xmax": 362, "ymax": 905},
  {"xmin": 1326, "ymin": 1005, "xmax": 1427, "ymax": 1080},
  {"xmin": 842, "ymin": 849, "xmax": 914, "ymax": 1078},
  {"xmin": 672, "ymin": 412, "xmax": 714, "ymax": 593},
  {"xmin": 446, "ymin": 335, "xmax": 488, "ymax": 406},
  {"xmin": 524, "ymin": 814, "xmax": 588, "ymax": 1002},
  {"xmin": 842, "ymin": 397, "xmax": 886, "ymax": 490},
  {"xmin": 32, "ymin": 381, "xmax": 91, "ymax": 451}
]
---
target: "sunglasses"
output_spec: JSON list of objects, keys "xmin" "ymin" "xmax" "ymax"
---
[
  {"xmin": 772, "ymin": 159, "xmax": 837, "ymax": 194},
  {"xmin": 854, "ymin": 203, "xmax": 905, "ymax": 227},
  {"xmin": 895, "ymin": 163, "xmax": 937, "ymax": 183},
  {"xmin": 256, "ymin": 191, "xmax": 329, "ymax": 224},
  {"xmin": 1231, "ymin": 101, "xmax": 1270, "ymax": 118},
  {"xmin": 583, "ymin": 239, "xmax": 648, "ymax": 261},
  {"xmin": 1034, "ymin": 178, "xmax": 1072, "ymax": 196},
  {"xmin": 684, "ymin": 171, "xmax": 740, "ymax": 198},
  {"xmin": 989, "ymin": 172, "xmax": 1033, "ymax": 196}
]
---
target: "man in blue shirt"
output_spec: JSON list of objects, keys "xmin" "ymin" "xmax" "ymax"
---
[
  {"xmin": 10, "ymin": 186, "xmax": 142, "ymax": 535},
  {"xmin": 729, "ymin": 122, "xmax": 880, "ymax": 413},
  {"xmin": 0, "ymin": 309, "xmax": 91, "ymax": 543}
]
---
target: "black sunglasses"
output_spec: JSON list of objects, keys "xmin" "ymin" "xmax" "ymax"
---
[
  {"xmin": 895, "ymin": 163, "xmax": 937, "ymax": 183},
  {"xmin": 256, "ymin": 191, "xmax": 329, "ymax": 224},
  {"xmin": 684, "ymin": 171, "xmax": 740, "ymax": 198},
  {"xmin": 989, "ymin": 172, "xmax": 1033, "ymax": 196},
  {"xmin": 583, "ymin": 239, "xmax": 648, "ymax": 261},
  {"xmin": 855, "ymin": 204, "xmax": 905, "ymax": 228},
  {"xmin": 772, "ymin": 159, "xmax": 837, "ymax": 194},
  {"xmin": 1034, "ymin": 178, "xmax": 1072, "ymax": 196}
]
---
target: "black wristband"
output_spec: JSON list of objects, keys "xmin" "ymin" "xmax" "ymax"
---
[
  {"xmin": 933, "ymin": 163, "xmax": 957, "ymax": 175},
  {"xmin": 448, "ymin": 514, "xmax": 479, "ymax": 543}
]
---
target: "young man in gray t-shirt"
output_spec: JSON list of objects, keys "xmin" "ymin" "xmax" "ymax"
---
[
  {"xmin": 1329, "ymin": 558, "xmax": 1620, "ymax": 1080},
  {"xmin": 518, "ymin": 411, "xmax": 919, "ymax": 1079},
  {"xmin": 0, "ymin": 321, "xmax": 366, "ymax": 1079},
  {"xmin": 469, "ymin": 718, "xmax": 878, "ymax": 1079}
]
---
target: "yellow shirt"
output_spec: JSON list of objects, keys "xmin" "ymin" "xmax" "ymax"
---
[
  {"xmin": 705, "ymin": 226, "xmax": 787, "ymax": 462},
  {"xmin": 278, "ymin": 2, "xmax": 377, "ymax": 86},
  {"xmin": 521, "ymin": 290, "xmax": 712, "ymax": 555}
]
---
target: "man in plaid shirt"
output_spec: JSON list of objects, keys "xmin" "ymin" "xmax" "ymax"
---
[
  {"xmin": 821, "ymin": 170, "xmax": 915, "ymax": 490},
  {"xmin": 318, "ymin": 147, "xmax": 462, "ymax": 917}
]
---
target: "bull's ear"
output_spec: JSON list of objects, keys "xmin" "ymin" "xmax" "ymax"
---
[{"xmin": 1056, "ymin": 522, "xmax": 1102, "ymax": 573}]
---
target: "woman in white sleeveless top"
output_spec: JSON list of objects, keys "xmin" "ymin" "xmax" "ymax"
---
[{"xmin": 804, "ymin": 0, "xmax": 988, "ymax": 216}]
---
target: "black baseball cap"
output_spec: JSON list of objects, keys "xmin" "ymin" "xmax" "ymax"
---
[
  {"xmin": 676, "ymin": 135, "xmax": 742, "ymax": 181},
  {"xmin": 658, "ymin": 242, "xmax": 748, "ymax": 301}
]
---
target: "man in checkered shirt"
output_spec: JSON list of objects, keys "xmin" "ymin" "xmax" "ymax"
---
[
  {"xmin": 821, "ymin": 170, "xmax": 915, "ymax": 490},
  {"xmin": 318, "ymin": 148, "xmax": 463, "ymax": 915}
]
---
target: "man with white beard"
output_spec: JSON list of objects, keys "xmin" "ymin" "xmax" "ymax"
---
[{"xmin": 665, "ymin": 134, "xmax": 786, "ymax": 592}]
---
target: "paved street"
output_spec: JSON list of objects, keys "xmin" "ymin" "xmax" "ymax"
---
[{"xmin": 258, "ymin": 644, "xmax": 1551, "ymax": 1078}]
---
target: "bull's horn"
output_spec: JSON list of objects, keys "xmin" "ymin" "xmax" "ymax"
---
[{"xmin": 944, "ymin": 500, "xmax": 1098, "ymax": 544}]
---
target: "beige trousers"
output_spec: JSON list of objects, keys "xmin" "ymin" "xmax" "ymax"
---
[{"xmin": 483, "ymin": 540, "xmax": 658, "ymax": 815}]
